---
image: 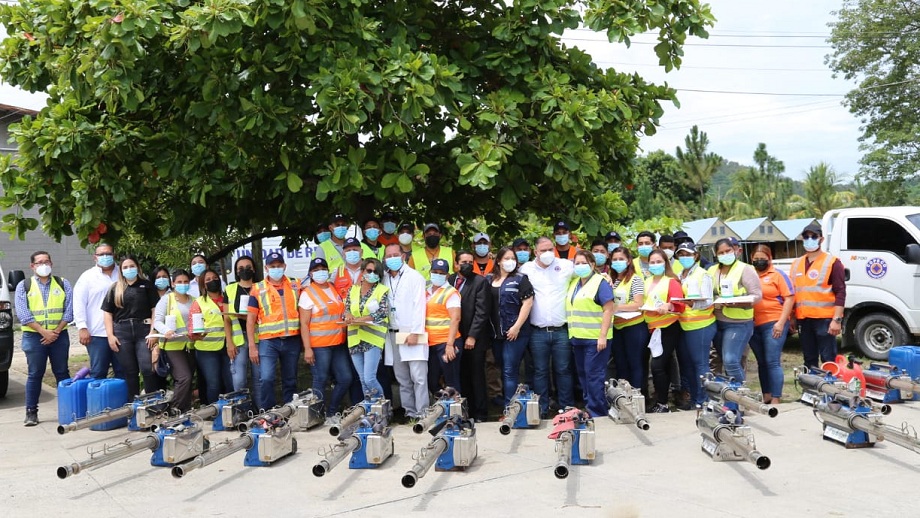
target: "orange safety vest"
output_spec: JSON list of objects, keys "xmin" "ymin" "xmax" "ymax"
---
[
  {"xmin": 791, "ymin": 251, "xmax": 837, "ymax": 320},
  {"xmin": 333, "ymin": 265, "xmax": 360, "ymax": 300},
  {"xmin": 250, "ymin": 278, "xmax": 301, "ymax": 339},
  {"xmin": 555, "ymin": 247, "xmax": 577, "ymax": 260},
  {"xmin": 426, "ymin": 285, "xmax": 461, "ymax": 346},
  {"xmin": 474, "ymin": 258, "xmax": 495, "ymax": 277},
  {"xmin": 302, "ymin": 283, "xmax": 345, "ymax": 347}
]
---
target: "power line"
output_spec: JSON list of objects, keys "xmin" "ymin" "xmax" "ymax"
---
[
  {"xmin": 664, "ymin": 99, "xmax": 839, "ymax": 126},
  {"xmin": 658, "ymin": 102, "xmax": 842, "ymax": 132},
  {"xmin": 592, "ymin": 60, "xmax": 830, "ymax": 72},
  {"xmin": 674, "ymin": 88, "xmax": 842, "ymax": 97},
  {"xmin": 563, "ymin": 35, "xmax": 832, "ymax": 48}
]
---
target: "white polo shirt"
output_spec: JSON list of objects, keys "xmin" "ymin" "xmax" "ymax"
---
[
  {"xmin": 73, "ymin": 266, "xmax": 120, "ymax": 337},
  {"xmin": 519, "ymin": 257, "xmax": 574, "ymax": 328}
]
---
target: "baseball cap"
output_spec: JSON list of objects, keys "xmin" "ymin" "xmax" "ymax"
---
[
  {"xmin": 673, "ymin": 230, "xmax": 690, "ymax": 240},
  {"xmin": 553, "ymin": 221, "xmax": 570, "ymax": 231},
  {"xmin": 512, "ymin": 238, "xmax": 530, "ymax": 248},
  {"xmin": 802, "ymin": 222, "xmax": 822, "ymax": 236},
  {"xmin": 729, "ymin": 237, "xmax": 740, "ymax": 246},
  {"xmin": 343, "ymin": 237, "xmax": 361, "ymax": 249},
  {"xmin": 605, "ymin": 231, "xmax": 622, "ymax": 241},
  {"xmin": 473, "ymin": 232, "xmax": 490, "ymax": 243},
  {"xmin": 676, "ymin": 242, "xmax": 696, "ymax": 254},
  {"xmin": 380, "ymin": 211, "xmax": 397, "ymax": 222},
  {"xmin": 398, "ymin": 222, "xmax": 415, "ymax": 233},
  {"xmin": 314, "ymin": 221, "xmax": 328, "ymax": 233},
  {"xmin": 331, "ymin": 213, "xmax": 347, "ymax": 224},
  {"xmin": 430, "ymin": 258, "xmax": 449, "ymax": 272},
  {"xmin": 309, "ymin": 258, "xmax": 328, "ymax": 271},
  {"xmin": 423, "ymin": 223, "xmax": 440, "ymax": 233},
  {"xmin": 265, "ymin": 252, "xmax": 285, "ymax": 265}
]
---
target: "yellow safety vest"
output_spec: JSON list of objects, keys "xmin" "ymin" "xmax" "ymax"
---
[
  {"xmin": 194, "ymin": 295, "xmax": 227, "ymax": 352},
  {"xmin": 411, "ymin": 245, "xmax": 455, "ymax": 280},
  {"xmin": 565, "ymin": 274, "xmax": 613, "ymax": 340},
  {"xmin": 23, "ymin": 276, "xmax": 66, "ymax": 332},
  {"xmin": 643, "ymin": 276, "xmax": 679, "ymax": 329},
  {"xmin": 160, "ymin": 292, "xmax": 192, "ymax": 351},
  {"xmin": 632, "ymin": 257, "xmax": 649, "ymax": 279},
  {"xmin": 320, "ymin": 240, "xmax": 345, "ymax": 272},
  {"xmin": 612, "ymin": 275, "xmax": 644, "ymax": 330},
  {"xmin": 678, "ymin": 265, "xmax": 715, "ymax": 331},
  {"xmin": 708, "ymin": 261, "xmax": 753, "ymax": 320},
  {"xmin": 671, "ymin": 258, "xmax": 684, "ymax": 276},
  {"xmin": 347, "ymin": 284, "xmax": 389, "ymax": 349},
  {"xmin": 225, "ymin": 283, "xmax": 259, "ymax": 347},
  {"xmin": 361, "ymin": 242, "xmax": 384, "ymax": 261}
]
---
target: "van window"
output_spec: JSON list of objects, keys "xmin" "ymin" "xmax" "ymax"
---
[{"xmin": 846, "ymin": 217, "xmax": 918, "ymax": 260}]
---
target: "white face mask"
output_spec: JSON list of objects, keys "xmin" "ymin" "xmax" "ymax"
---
[
  {"xmin": 35, "ymin": 264, "xmax": 52, "ymax": 277},
  {"xmin": 539, "ymin": 251, "xmax": 555, "ymax": 266},
  {"xmin": 501, "ymin": 259, "xmax": 517, "ymax": 273},
  {"xmin": 663, "ymin": 249, "xmax": 674, "ymax": 260},
  {"xmin": 398, "ymin": 233, "xmax": 413, "ymax": 246}
]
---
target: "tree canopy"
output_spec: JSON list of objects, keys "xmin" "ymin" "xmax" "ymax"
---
[{"xmin": 0, "ymin": 0, "xmax": 715, "ymax": 248}]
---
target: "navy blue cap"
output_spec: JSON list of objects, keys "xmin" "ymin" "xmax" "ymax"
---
[
  {"xmin": 309, "ymin": 258, "xmax": 328, "ymax": 271},
  {"xmin": 265, "ymin": 252, "xmax": 285, "ymax": 265},
  {"xmin": 676, "ymin": 242, "xmax": 696, "ymax": 253},
  {"xmin": 553, "ymin": 221, "xmax": 570, "ymax": 231},
  {"xmin": 380, "ymin": 211, "xmax": 397, "ymax": 221},
  {"xmin": 512, "ymin": 238, "xmax": 529, "ymax": 248},
  {"xmin": 605, "ymin": 231, "xmax": 622, "ymax": 241},
  {"xmin": 399, "ymin": 222, "xmax": 414, "ymax": 232},
  {"xmin": 331, "ymin": 213, "xmax": 347, "ymax": 223},
  {"xmin": 423, "ymin": 223, "xmax": 440, "ymax": 233},
  {"xmin": 430, "ymin": 258, "xmax": 450, "ymax": 272},
  {"xmin": 729, "ymin": 237, "xmax": 740, "ymax": 246},
  {"xmin": 343, "ymin": 237, "xmax": 361, "ymax": 249}
]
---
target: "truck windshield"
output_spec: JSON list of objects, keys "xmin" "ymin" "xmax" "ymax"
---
[{"xmin": 908, "ymin": 214, "xmax": 920, "ymax": 232}]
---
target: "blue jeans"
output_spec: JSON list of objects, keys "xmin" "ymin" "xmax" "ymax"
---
[
  {"xmin": 611, "ymin": 324, "xmax": 649, "ymax": 395},
  {"xmin": 499, "ymin": 328, "xmax": 533, "ymax": 406},
  {"xmin": 87, "ymin": 335, "xmax": 123, "ymax": 380},
  {"xmin": 22, "ymin": 330, "xmax": 70, "ymax": 410},
  {"xmin": 230, "ymin": 342, "xmax": 262, "ymax": 411},
  {"xmin": 681, "ymin": 323, "xmax": 717, "ymax": 405},
  {"xmin": 571, "ymin": 339, "xmax": 611, "ymax": 418},
  {"xmin": 312, "ymin": 344, "xmax": 353, "ymax": 416},
  {"xmin": 350, "ymin": 346, "xmax": 384, "ymax": 397},
  {"xmin": 529, "ymin": 326, "xmax": 574, "ymax": 414},
  {"xmin": 196, "ymin": 348, "xmax": 233, "ymax": 406},
  {"xmin": 717, "ymin": 320, "xmax": 755, "ymax": 382},
  {"xmin": 428, "ymin": 339, "xmax": 463, "ymax": 394},
  {"xmin": 799, "ymin": 318, "xmax": 837, "ymax": 368},
  {"xmin": 258, "ymin": 337, "xmax": 301, "ymax": 410},
  {"xmin": 750, "ymin": 321, "xmax": 788, "ymax": 398}
]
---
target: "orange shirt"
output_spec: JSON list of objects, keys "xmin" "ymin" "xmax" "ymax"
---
[{"xmin": 753, "ymin": 267, "xmax": 794, "ymax": 327}]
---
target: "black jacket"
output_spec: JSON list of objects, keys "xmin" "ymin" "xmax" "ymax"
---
[{"xmin": 446, "ymin": 272, "xmax": 491, "ymax": 342}]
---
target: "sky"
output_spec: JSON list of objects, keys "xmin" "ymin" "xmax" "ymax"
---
[{"xmin": 0, "ymin": 1, "xmax": 862, "ymax": 181}]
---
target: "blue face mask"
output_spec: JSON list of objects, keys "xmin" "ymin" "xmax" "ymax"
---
[
  {"xmin": 345, "ymin": 250, "xmax": 362, "ymax": 265},
  {"xmin": 97, "ymin": 254, "xmax": 115, "ymax": 268},
  {"xmin": 610, "ymin": 260, "xmax": 628, "ymax": 273},
  {"xmin": 382, "ymin": 222, "xmax": 397, "ymax": 235},
  {"xmin": 364, "ymin": 272, "xmax": 380, "ymax": 284},
  {"xmin": 637, "ymin": 245, "xmax": 653, "ymax": 258},
  {"xmin": 191, "ymin": 263, "xmax": 206, "ymax": 277},
  {"xmin": 648, "ymin": 263, "xmax": 666, "ymax": 276},
  {"xmin": 515, "ymin": 250, "xmax": 530, "ymax": 263},
  {"xmin": 154, "ymin": 278, "xmax": 170, "ymax": 290},
  {"xmin": 430, "ymin": 273, "xmax": 447, "ymax": 287},
  {"xmin": 678, "ymin": 256, "xmax": 696, "ymax": 270},
  {"xmin": 386, "ymin": 257, "xmax": 403, "ymax": 271},
  {"xmin": 122, "ymin": 267, "xmax": 138, "ymax": 281},
  {"xmin": 475, "ymin": 244, "xmax": 490, "ymax": 257},
  {"xmin": 555, "ymin": 234, "xmax": 570, "ymax": 246},
  {"xmin": 574, "ymin": 264, "xmax": 592, "ymax": 278},
  {"xmin": 593, "ymin": 252, "xmax": 608, "ymax": 266},
  {"xmin": 803, "ymin": 237, "xmax": 820, "ymax": 252},
  {"xmin": 607, "ymin": 243, "xmax": 620, "ymax": 253},
  {"xmin": 311, "ymin": 270, "xmax": 330, "ymax": 284},
  {"xmin": 316, "ymin": 231, "xmax": 331, "ymax": 244},
  {"xmin": 718, "ymin": 253, "xmax": 736, "ymax": 266},
  {"xmin": 268, "ymin": 267, "xmax": 285, "ymax": 281},
  {"xmin": 364, "ymin": 228, "xmax": 381, "ymax": 241},
  {"xmin": 174, "ymin": 283, "xmax": 190, "ymax": 295},
  {"xmin": 333, "ymin": 226, "xmax": 348, "ymax": 240}
]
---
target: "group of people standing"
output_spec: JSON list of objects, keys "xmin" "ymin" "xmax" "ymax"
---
[{"xmin": 16, "ymin": 213, "xmax": 845, "ymax": 427}]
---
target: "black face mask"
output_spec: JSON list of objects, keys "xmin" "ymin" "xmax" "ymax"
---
[
  {"xmin": 237, "ymin": 267, "xmax": 254, "ymax": 281},
  {"xmin": 425, "ymin": 235, "xmax": 441, "ymax": 248},
  {"xmin": 205, "ymin": 279, "xmax": 222, "ymax": 293},
  {"xmin": 752, "ymin": 259, "xmax": 769, "ymax": 272},
  {"xmin": 458, "ymin": 263, "xmax": 474, "ymax": 277}
]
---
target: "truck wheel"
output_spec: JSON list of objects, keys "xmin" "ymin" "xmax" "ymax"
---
[
  {"xmin": 0, "ymin": 371, "xmax": 7, "ymax": 398},
  {"xmin": 854, "ymin": 313, "xmax": 909, "ymax": 360}
]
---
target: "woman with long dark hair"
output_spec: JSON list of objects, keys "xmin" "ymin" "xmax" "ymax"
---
[
  {"xmin": 486, "ymin": 246, "xmax": 534, "ymax": 406},
  {"xmin": 642, "ymin": 249, "xmax": 686, "ymax": 413}
]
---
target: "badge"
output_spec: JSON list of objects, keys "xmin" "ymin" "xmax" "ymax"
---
[
  {"xmin": 807, "ymin": 269, "xmax": 819, "ymax": 280},
  {"xmin": 866, "ymin": 258, "xmax": 887, "ymax": 279}
]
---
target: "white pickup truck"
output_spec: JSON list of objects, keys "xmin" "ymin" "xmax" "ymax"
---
[{"xmin": 775, "ymin": 207, "xmax": 920, "ymax": 360}]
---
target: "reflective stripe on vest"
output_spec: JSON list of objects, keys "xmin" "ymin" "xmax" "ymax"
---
[
  {"xmin": 792, "ymin": 252, "xmax": 836, "ymax": 319},
  {"xmin": 679, "ymin": 265, "xmax": 715, "ymax": 331},
  {"xmin": 23, "ymin": 276, "xmax": 66, "ymax": 332},
  {"xmin": 225, "ymin": 283, "xmax": 247, "ymax": 347},
  {"xmin": 194, "ymin": 295, "xmax": 227, "ymax": 351},
  {"xmin": 643, "ymin": 276, "xmax": 679, "ymax": 329},
  {"xmin": 160, "ymin": 292, "xmax": 191, "ymax": 351},
  {"xmin": 426, "ymin": 285, "xmax": 460, "ymax": 345},
  {"xmin": 708, "ymin": 261, "xmax": 753, "ymax": 320},
  {"xmin": 320, "ymin": 240, "xmax": 345, "ymax": 272},
  {"xmin": 565, "ymin": 274, "xmax": 613, "ymax": 340},
  {"xmin": 254, "ymin": 279, "xmax": 301, "ymax": 340},
  {"xmin": 347, "ymin": 283, "xmax": 389, "ymax": 349},
  {"xmin": 612, "ymin": 274, "xmax": 644, "ymax": 329},
  {"xmin": 411, "ymin": 246, "xmax": 455, "ymax": 280},
  {"xmin": 303, "ymin": 283, "xmax": 345, "ymax": 347}
]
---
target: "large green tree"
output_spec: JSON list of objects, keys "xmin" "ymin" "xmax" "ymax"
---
[
  {"xmin": 0, "ymin": 0, "xmax": 714, "ymax": 248},
  {"xmin": 674, "ymin": 124, "xmax": 722, "ymax": 216},
  {"xmin": 828, "ymin": 0, "xmax": 919, "ymax": 204}
]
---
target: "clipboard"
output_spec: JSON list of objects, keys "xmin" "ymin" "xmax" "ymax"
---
[
  {"xmin": 713, "ymin": 295, "xmax": 755, "ymax": 305},
  {"xmin": 614, "ymin": 311, "xmax": 642, "ymax": 320}
]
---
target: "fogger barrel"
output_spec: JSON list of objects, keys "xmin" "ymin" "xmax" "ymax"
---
[
  {"xmin": 798, "ymin": 371, "xmax": 891, "ymax": 415},
  {"xmin": 605, "ymin": 384, "xmax": 649, "ymax": 430},
  {"xmin": 401, "ymin": 437, "xmax": 448, "ymax": 488},
  {"xmin": 816, "ymin": 399, "xmax": 920, "ymax": 454},
  {"xmin": 554, "ymin": 431, "xmax": 573, "ymax": 479},
  {"xmin": 171, "ymin": 434, "xmax": 254, "ymax": 478},
  {"xmin": 312, "ymin": 436, "xmax": 361, "ymax": 477},
  {"xmin": 415, "ymin": 404, "xmax": 446, "ymax": 434},
  {"xmin": 697, "ymin": 412, "xmax": 771, "ymax": 470},
  {"xmin": 330, "ymin": 406, "xmax": 366, "ymax": 437},
  {"xmin": 864, "ymin": 368, "xmax": 920, "ymax": 394},
  {"xmin": 192, "ymin": 403, "xmax": 220, "ymax": 421},
  {"xmin": 57, "ymin": 435, "xmax": 158, "ymax": 479},
  {"xmin": 56, "ymin": 405, "xmax": 133, "ymax": 435},
  {"xmin": 702, "ymin": 379, "xmax": 778, "ymax": 418},
  {"xmin": 499, "ymin": 401, "xmax": 522, "ymax": 435}
]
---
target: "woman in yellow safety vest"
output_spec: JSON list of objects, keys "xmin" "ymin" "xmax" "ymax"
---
[
  {"xmin": 224, "ymin": 255, "xmax": 262, "ymax": 409},
  {"xmin": 608, "ymin": 247, "xmax": 649, "ymax": 396},
  {"xmin": 153, "ymin": 269, "xmax": 194, "ymax": 411},
  {"xmin": 565, "ymin": 251, "xmax": 616, "ymax": 417},
  {"xmin": 642, "ymin": 249, "xmax": 687, "ymax": 413},
  {"xmin": 299, "ymin": 257, "xmax": 351, "ymax": 417},
  {"xmin": 188, "ymin": 268, "xmax": 233, "ymax": 405},
  {"xmin": 344, "ymin": 258, "xmax": 390, "ymax": 397},
  {"xmin": 674, "ymin": 242, "xmax": 717, "ymax": 408},
  {"xmin": 708, "ymin": 238, "xmax": 762, "ymax": 383}
]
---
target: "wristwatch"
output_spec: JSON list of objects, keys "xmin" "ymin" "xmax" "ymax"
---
[{"xmin": 832, "ymin": 317, "xmax": 843, "ymax": 323}]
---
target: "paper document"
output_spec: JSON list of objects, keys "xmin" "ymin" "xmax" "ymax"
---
[
  {"xmin": 614, "ymin": 312, "xmax": 642, "ymax": 320},
  {"xmin": 713, "ymin": 295, "xmax": 755, "ymax": 305},
  {"xmin": 395, "ymin": 332, "xmax": 429, "ymax": 362}
]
